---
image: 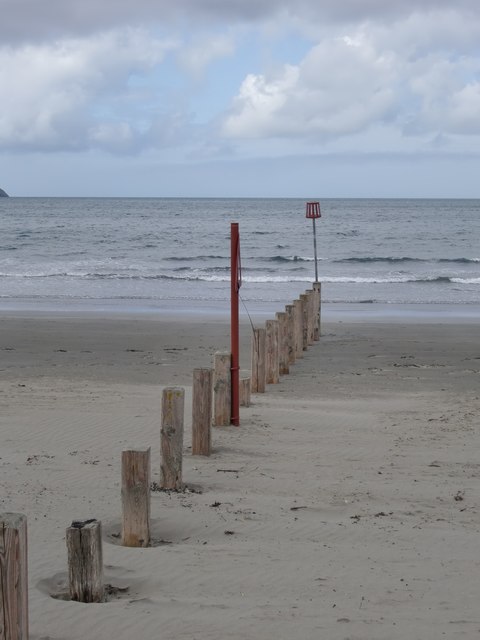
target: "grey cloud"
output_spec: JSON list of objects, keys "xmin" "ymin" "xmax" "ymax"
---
[
  {"xmin": 2, "ymin": 0, "xmax": 479, "ymax": 44},
  {"xmin": 1, "ymin": 0, "xmax": 275, "ymax": 44}
]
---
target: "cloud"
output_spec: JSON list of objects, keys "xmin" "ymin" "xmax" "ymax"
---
[
  {"xmin": 222, "ymin": 9, "xmax": 480, "ymax": 145},
  {"xmin": 402, "ymin": 51, "xmax": 480, "ymax": 136},
  {"xmin": 1, "ymin": 0, "xmax": 480, "ymax": 162},
  {"xmin": 223, "ymin": 34, "xmax": 397, "ymax": 139},
  {"xmin": 3, "ymin": 0, "xmax": 479, "ymax": 44},
  {"xmin": 0, "ymin": 29, "xmax": 177, "ymax": 152},
  {"xmin": 447, "ymin": 83, "xmax": 480, "ymax": 133},
  {"xmin": 177, "ymin": 34, "xmax": 236, "ymax": 77},
  {"xmin": 1, "ymin": 0, "xmax": 276, "ymax": 44}
]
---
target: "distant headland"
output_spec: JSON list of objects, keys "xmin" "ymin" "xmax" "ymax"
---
[{"xmin": 0, "ymin": 188, "xmax": 9, "ymax": 197}]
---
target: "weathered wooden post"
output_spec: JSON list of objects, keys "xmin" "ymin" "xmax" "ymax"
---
[
  {"xmin": 300, "ymin": 293, "xmax": 309, "ymax": 351},
  {"xmin": 161, "ymin": 387, "xmax": 185, "ymax": 490},
  {"xmin": 306, "ymin": 289, "xmax": 315, "ymax": 345},
  {"xmin": 313, "ymin": 281, "xmax": 321, "ymax": 339},
  {"xmin": 66, "ymin": 519, "xmax": 104, "ymax": 603},
  {"xmin": 285, "ymin": 304, "xmax": 295, "ymax": 365},
  {"xmin": 239, "ymin": 377, "xmax": 251, "ymax": 406},
  {"xmin": 213, "ymin": 352, "xmax": 231, "ymax": 427},
  {"xmin": 121, "ymin": 448, "xmax": 151, "ymax": 547},
  {"xmin": 276, "ymin": 311, "xmax": 289, "ymax": 375},
  {"xmin": 293, "ymin": 299, "xmax": 304, "ymax": 358},
  {"xmin": 265, "ymin": 319, "xmax": 279, "ymax": 384},
  {"xmin": 192, "ymin": 368, "xmax": 213, "ymax": 455},
  {"xmin": 251, "ymin": 327, "xmax": 266, "ymax": 393},
  {"xmin": 0, "ymin": 513, "xmax": 28, "ymax": 639}
]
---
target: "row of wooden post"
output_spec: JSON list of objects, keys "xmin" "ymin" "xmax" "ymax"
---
[
  {"xmin": 70, "ymin": 364, "xmax": 249, "ymax": 595},
  {"xmin": 0, "ymin": 387, "xmax": 190, "ymax": 634},
  {"xmin": 0, "ymin": 368, "xmax": 250, "ymax": 630},
  {"xmin": 252, "ymin": 283, "xmax": 321, "ymax": 392},
  {"xmin": 0, "ymin": 369, "xmax": 247, "ymax": 632}
]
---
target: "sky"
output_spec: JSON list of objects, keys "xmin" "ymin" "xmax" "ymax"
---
[{"xmin": 1, "ymin": 0, "xmax": 480, "ymax": 197}]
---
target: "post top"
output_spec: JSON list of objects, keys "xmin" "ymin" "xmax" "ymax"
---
[
  {"xmin": 0, "ymin": 512, "xmax": 27, "ymax": 527},
  {"xmin": 306, "ymin": 201, "xmax": 321, "ymax": 219}
]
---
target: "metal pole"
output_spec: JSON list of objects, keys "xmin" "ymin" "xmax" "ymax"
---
[
  {"xmin": 312, "ymin": 217, "xmax": 319, "ymax": 282},
  {"xmin": 230, "ymin": 222, "xmax": 240, "ymax": 426}
]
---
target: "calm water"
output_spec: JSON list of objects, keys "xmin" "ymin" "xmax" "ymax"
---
[{"xmin": 0, "ymin": 197, "xmax": 479, "ymax": 313}]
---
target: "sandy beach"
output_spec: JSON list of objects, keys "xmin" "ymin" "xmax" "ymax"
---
[{"xmin": 1, "ymin": 309, "xmax": 480, "ymax": 639}]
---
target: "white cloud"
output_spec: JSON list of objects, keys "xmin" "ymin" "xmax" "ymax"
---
[
  {"xmin": 0, "ymin": 29, "xmax": 176, "ymax": 151},
  {"xmin": 223, "ymin": 66, "xmax": 299, "ymax": 137},
  {"xmin": 222, "ymin": 9, "xmax": 480, "ymax": 147},
  {"xmin": 402, "ymin": 52, "xmax": 480, "ymax": 136},
  {"xmin": 223, "ymin": 34, "xmax": 396, "ymax": 139}
]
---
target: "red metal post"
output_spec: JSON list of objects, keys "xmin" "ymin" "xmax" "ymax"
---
[{"xmin": 230, "ymin": 222, "xmax": 240, "ymax": 426}]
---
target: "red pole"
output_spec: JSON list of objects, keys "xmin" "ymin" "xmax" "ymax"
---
[{"xmin": 230, "ymin": 222, "xmax": 240, "ymax": 426}]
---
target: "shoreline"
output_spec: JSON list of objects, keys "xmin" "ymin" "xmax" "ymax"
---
[{"xmin": 1, "ymin": 297, "xmax": 479, "ymax": 323}]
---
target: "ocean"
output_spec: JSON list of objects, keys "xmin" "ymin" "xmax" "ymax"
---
[{"xmin": 1, "ymin": 197, "xmax": 479, "ymax": 316}]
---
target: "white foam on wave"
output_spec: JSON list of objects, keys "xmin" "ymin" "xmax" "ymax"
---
[{"xmin": 451, "ymin": 277, "xmax": 480, "ymax": 284}]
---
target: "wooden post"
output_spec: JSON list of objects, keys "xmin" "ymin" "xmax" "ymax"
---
[
  {"xmin": 121, "ymin": 448, "xmax": 151, "ymax": 547},
  {"xmin": 300, "ymin": 293, "xmax": 309, "ymax": 351},
  {"xmin": 66, "ymin": 519, "xmax": 104, "ymax": 603},
  {"xmin": 161, "ymin": 387, "xmax": 185, "ymax": 490},
  {"xmin": 0, "ymin": 513, "xmax": 28, "ymax": 639},
  {"xmin": 285, "ymin": 304, "xmax": 295, "ymax": 365},
  {"xmin": 293, "ymin": 299, "xmax": 303, "ymax": 359},
  {"xmin": 313, "ymin": 282, "xmax": 321, "ymax": 340},
  {"xmin": 265, "ymin": 319, "xmax": 279, "ymax": 384},
  {"xmin": 213, "ymin": 352, "xmax": 231, "ymax": 427},
  {"xmin": 240, "ymin": 377, "xmax": 251, "ymax": 407},
  {"xmin": 251, "ymin": 327, "xmax": 266, "ymax": 393},
  {"xmin": 306, "ymin": 289, "xmax": 315, "ymax": 345},
  {"xmin": 276, "ymin": 311, "xmax": 289, "ymax": 375},
  {"xmin": 192, "ymin": 368, "xmax": 213, "ymax": 455}
]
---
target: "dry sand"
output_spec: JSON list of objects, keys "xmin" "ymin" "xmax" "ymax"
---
[{"xmin": 1, "ymin": 311, "xmax": 480, "ymax": 639}]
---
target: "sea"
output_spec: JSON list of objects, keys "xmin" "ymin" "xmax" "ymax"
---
[{"xmin": 1, "ymin": 197, "xmax": 479, "ymax": 318}]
